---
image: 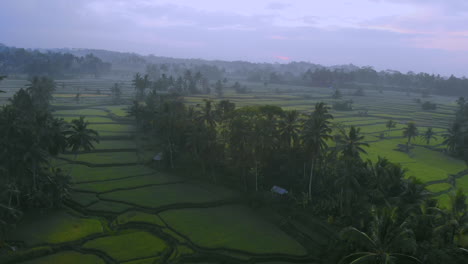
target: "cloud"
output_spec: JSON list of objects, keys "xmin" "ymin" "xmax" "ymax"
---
[
  {"xmin": 275, "ymin": 55, "xmax": 291, "ymax": 60},
  {"xmin": 266, "ymin": 2, "xmax": 292, "ymax": 10},
  {"xmin": 0, "ymin": 0, "xmax": 467, "ymax": 76},
  {"xmin": 269, "ymin": 35, "xmax": 288, "ymax": 40}
]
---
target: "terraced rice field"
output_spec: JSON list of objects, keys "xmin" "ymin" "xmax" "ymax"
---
[
  {"xmin": 184, "ymin": 82, "xmax": 468, "ymax": 208},
  {"xmin": 3, "ymin": 78, "xmax": 467, "ymax": 263},
  {"xmin": 4, "ymin": 88, "xmax": 317, "ymax": 263}
]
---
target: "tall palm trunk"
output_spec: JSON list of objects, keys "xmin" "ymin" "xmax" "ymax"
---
[
  {"xmin": 255, "ymin": 162, "xmax": 258, "ymax": 192},
  {"xmin": 308, "ymin": 158, "xmax": 314, "ymax": 201}
]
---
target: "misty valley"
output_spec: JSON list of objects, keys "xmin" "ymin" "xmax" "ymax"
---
[{"xmin": 1, "ymin": 1, "xmax": 468, "ymax": 263}]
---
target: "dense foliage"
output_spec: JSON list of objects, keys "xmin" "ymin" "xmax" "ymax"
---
[
  {"xmin": 126, "ymin": 74, "xmax": 468, "ymax": 262},
  {"xmin": 56, "ymin": 46, "xmax": 468, "ymax": 96},
  {"xmin": 0, "ymin": 76, "xmax": 99, "ymax": 242},
  {"xmin": 0, "ymin": 44, "xmax": 111, "ymax": 77}
]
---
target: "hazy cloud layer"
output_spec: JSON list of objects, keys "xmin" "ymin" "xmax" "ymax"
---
[{"xmin": 1, "ymin": 0, "xmax": 467, "ymax": 76}]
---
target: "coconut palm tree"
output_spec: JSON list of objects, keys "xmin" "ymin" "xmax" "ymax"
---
[
  {"xmin": 340, "ymin": 207, "xmax": 421, "ymax": 264},
  {"xmin": 198, "ymin": 99, "xmax": 216, "ymax": 129},
  {"xmin": 279, "ymin": 110, "xmax": 301, "ymax": 149},
  {"xmin": 0, "ymin": 75, "xmax": 6, "ymax": 93},
  {"xmin": 386, "ymin": 119, "xmax": 397, "ymax": 135},
  {"xmin": 66, "ymin": 116, "xmax": 99, "ymax": 157},
  {"xmin": 443, "ymin": 123, "xmax": 462, "ymax": 155},
  {"xmin": 302, "ymin": 102, "xmax": 333, "ymax": 200},
  {"xmin": 403, "ymin": 122, "xmax": 419, "ymax": 151},
  {"xmin": 26, "ymin": 76, "xmax": 56, "ymax": 110},
  {"xmin": 421, "ymin": 127, "xmax": 438, "ymax": 145},
  {"xmin": 338, "ymin": 126, "xmax": 369, "ymax": 160},
  {"xmin": 433, "ymin": 189, "xmax": 468, "ymax": 246}
]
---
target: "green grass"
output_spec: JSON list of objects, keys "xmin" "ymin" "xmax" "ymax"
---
[
  {"xmin": 114, "ymin": 211, "xmax": 165, "ymax": 226},
  {"xmin": 58, "ymin": 164, "xmax": 155, "ymax": 182},
  {"xmin": 7, "ymin": 211, "xmax": 102, "ymax": 246},
  {"xmin": 61, "ymin": 152, "xmax": 149, "ymax": 164},
  {"xmin": 89, "ymin": 124, "xmax": 135, "ymax": 133},
  {"xmin": 102, "ymin": 105, "xmax": 130, "ymax": 117},
  {"xmin": 69, "ymin": 191, "xmax": 99, "ymax": 207},
  {"xmin": 122, "ymin": 258, "xmax": 160, "ymax": 264},
  {"xmin": 101, "ymin": 183, "xmax": 236, "ymax": 208},
  {"xmin": 160, "ymin": 205, "xmax": 306, "ymax": 255},
  {"xmin": 83, "ymin": 231, "xmax": 167, "ymax": 262},
  {"xmin": 435, "ymin": 193, "xmax": 451, "ymax": 209},
  {"xmin": 54, "ymin": 108, "xmax": 108, "ymax": 116},
  {"xmin": 87, "ymin": 200, "xmax": 134, "ymax": 213},
  {"xmin": 94, "ymin": 140, "xmax": 136, "ymax": 150},
  {"xmin": 456, "ymin": 175, "xmax": 468, "ymax": 193},
  {"xmin": 19, "ymin": 251, "xmax": 105, "ymax": 264},
  {"xmin": 365, "ymin": 140, "xmax": 466, "ymax": 183},
  {"xmin": 74, "ymin": 173, "xmax": 180, "ymax": 193},
  {"xmin": 54, "ymin": 93, "xmax": 109, "ymax": 98},
  {"xmin": 426, "ymin": 183, "xmax": 452, "ymax": 193},
  {"xmin": 57, "ymin": 116, "xmax": 115, "ymax": 123}
]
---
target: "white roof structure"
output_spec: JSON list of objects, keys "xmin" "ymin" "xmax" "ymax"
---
[
  {"xmin": 153, "ymin": 152, "xmax": 163, "ymax": 161},
  {"xmin": 271, "ymin": 185, "xmax": 288, "ymax": 195}
]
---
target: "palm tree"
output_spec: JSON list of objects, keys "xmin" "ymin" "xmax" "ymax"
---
[
  {"xmin": 338, "ymin": 126, "xmax": 369, "ymax": 160},
  {"xmin": 279, "ymin": 110, "xmax": 301, "ymax": 149},
  {"xmin": 403, "ymin": 122, "xmax": 418, "ymax": 151},
  {"xmin": 456, "ymin": 97, "xmax": 465, "ymax": 110},
  {"xmin": 421, "ymin": 127, "xmax": 437, "ymax": 145},
  {"xmin": 443, "ymin": 123, "xmax": 462, "ymax": 155},
  {"xmin": 340, "ymin": 207, "xmax": 421, "ymax": 264},
  {"xmin": 386, "ymin": 119, "xmax": 397, "ymax": 135},
  {"xmin": 26, "ymin": 76, "xmax": 56, "ymax": 110},
  {"xmin": 302, "ymin": 102, "xmax": 333, "ymax": 200},
  {"xmin": 66, "ymin": 117, "xmax": 99, "ymax": 157},
  {"xmin": 111, "ymin": 83, "xmax": 122, "ymax": 104},
  {"xmin": 0, "ymin": 75, "xmax": 6, "ymax": 93},
  {"xmin": 198, "ymin": 99, "xmax": 216, "ymax": 129},
  {"xmin": 434, "ymin": 189, "xmax": 468, "ymax": 246}
]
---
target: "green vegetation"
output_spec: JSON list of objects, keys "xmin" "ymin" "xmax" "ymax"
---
[
  {"xmin": 114, "ymin": 211, "xmax": 165, "ymax": 226},
  {"xmin": 161, "ymin": 205, "xmax": 307, "ymax": 255},
  {"xmin": 19, "ymin": 251, "xmax": 105, "ymax": 264},
  {"xmin": 58, "ymin": 164, "xmax": 154, "ymax": 182},
  {"xmin": 2, "ymin": 56, "xmax": 468, "ymax": 263},
  {"xmin": 101, "ymin": 183, "xmax": 235, "ymax": 208},
  {"xmin": 83, "ymin": 231, "xmax": 167, "ymax": 262},
  {"xmin": 75, "ymin": 174, "xmax": 177, "ymax": 193},
  {"xmin": 61, "ymin": 151, "xmax": 146, "ymax": 164},
  {"xmin": 7, "ymin": 211, "xmax": 102, "ymax": 245},
  {"xmin": 87, "ymin": 200, "xmax": 134, "ymax": 213}
]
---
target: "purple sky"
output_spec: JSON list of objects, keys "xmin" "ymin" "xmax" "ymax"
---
[{"xmin": 1, "ymin": 0, "xmax": 468, "ymax": 76}]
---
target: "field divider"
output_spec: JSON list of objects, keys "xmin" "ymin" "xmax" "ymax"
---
[
  {"xmin": 55, "ymin": 157, "xmax": 141, "ymax": 167},
  {"xmin": 96, "ymin": 196, "xmax": 245, "ymax": 214},
  {"xmin": 76, "ymin": 181, "xmax": 186, "ymax": 195},
  {"xmin": 74, "ymin": 172, "xmax": 160, "ymax": 184},
  {"xmin": 63, "ymin": 148, "xmax": 138, "ymax": 154}
]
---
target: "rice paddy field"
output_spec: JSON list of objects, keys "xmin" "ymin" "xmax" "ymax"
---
[
  {"xmin": 2, "ymin": 77, "xmax": 466, "ymax": 263},
  {"xmin": 183, "ymin": 81, "xmax": 467, "ymax": 208},
  {"xmin": 2, "ymin": 78, "xmax": 317, "ymax": 264}
]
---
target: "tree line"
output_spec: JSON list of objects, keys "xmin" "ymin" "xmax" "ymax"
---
[
  {"xmin": 249, "ymin": 66, "xmax": 468, "ymax": 97},
  {"xmin": 0, "ymin": 76, "xmax": 99, "ymax": 243},
  {"xmin": 0, "ymin": 45, "xmax": 111, "ymax": 78},
  {"xmin": 130, "ymin": 90, "xmax": 467, "ymax": 263},
  {"xmin": 132, "ymin": 71, "xmax": 234, "ymax": 99}
]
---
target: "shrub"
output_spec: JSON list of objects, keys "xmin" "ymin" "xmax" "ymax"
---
[
  {"xmin": 422, "ymin": 101, "xmax": 437, "ymax": 110},
  {"xmin": 333, "ymin": 100, "xmax": 353, "ymax": 111},
  {"xmin": 353, "ymin": 88, "xmax": 365, "ymax": 96}
]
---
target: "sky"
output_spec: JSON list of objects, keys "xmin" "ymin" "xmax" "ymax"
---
[{"xmin": 1, "ymin": 0, "xmax": 468, "ymax": 76}]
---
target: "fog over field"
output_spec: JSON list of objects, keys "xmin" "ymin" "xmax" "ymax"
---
[{"xmin": 1, "ymin": 1, "xmax": 468, "ymax": 264}]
